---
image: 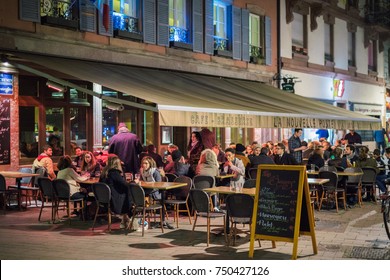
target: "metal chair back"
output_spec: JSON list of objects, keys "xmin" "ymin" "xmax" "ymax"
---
[
  {"xmin": 248, "ymin": 168, "xmax": 258, "ymax": 179},
  {"xmin": 319, "ymin": 171, "xmax": 338, "ymax": 190},
  {"xmin": 243, "ymin": 179, "xmax": 256, "ymax": 189},
  {"xmin": 165, "ymin": 173, "xmax": 178, "ymax": 182},
  {"xmin": 92, "ymin": 182, "xmax": 111, "ymax": 204},
  {"xmin": 189, "ymin": 189, "xmax": 210, "ymax": 213},
  {"xmin": 193, "ymin": 175, "xmax": 215, "ymax": 190},
  {"xmin": 225, "ymin": 193, "xmax": 254, "ymax": 220}
]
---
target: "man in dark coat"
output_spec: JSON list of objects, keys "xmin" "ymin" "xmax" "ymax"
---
[
  {"xmin": 108, "ymin": 122, "xmax": 143, "ymax": 174},
  {"xmin": 274, "ymin": 143, "xmax": 298, "ymax": 165},
  {"xmin": 248, "ymin": 146, "xmax": 275, "ymax": 168}
]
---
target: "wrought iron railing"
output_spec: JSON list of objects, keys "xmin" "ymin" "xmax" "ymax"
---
[
  {"xmin": 213, "ymin": 36, "xmax": 228, "ymax": 50},
  {"xmin": 113, "ymin": 12, "xmax": 139, "ymax": 33},
  {"xmin": 169, "ymin": 26, "xmax": 188, "ymax": 43},
  {"xmin": 41, "ymin": 0, "xmax": 76, "ymax": 20}
]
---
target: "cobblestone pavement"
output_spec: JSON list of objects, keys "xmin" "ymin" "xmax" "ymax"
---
[{"xmin": 0, "ymin": 201, "xmax": 389, "ymax": 260}]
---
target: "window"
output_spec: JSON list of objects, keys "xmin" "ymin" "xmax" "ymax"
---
[
  {"xmin": 348, "ymin": 31, "xmax": 356, "ymax": 67},
  {"xmin": 169, "ymin": 0, "xmax": 187, "ymax": 42},
  {"xmin": 113, "ymin": 0, "xmax": 139, "ymax": 33},
  {"xmin": 324, "ymin": 23, "xmax": 333, "ymax": 62},
  {"xmin": 249, "ymin": 13, "xmax": 264, "ymax": 62},
  {"xmin": 19, "ymin": 106, "xmax": 39, "ymax": 159},
  {"xmin": 291, "ymin": 12, "xmax": 307, "ymax": 54},
  {"xmin": 368, "ymin": 40, "xmax": 377, "ymax": 72},
  {"xmin": 213, "ymin": 1, "xmax": 228, "ymax": 50}
]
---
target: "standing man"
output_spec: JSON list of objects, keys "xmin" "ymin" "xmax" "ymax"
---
[
  {"xmin": 344, "ymin": 129, "xmax": 362, "ymax": 145},
  {"xmin": 32, "ymin": 144, "xmax": 56, "ymax": 180},
  {"xmin": 373, "ymin": 128, "xmax": 386, "ymax": 155},
  {"xmin": 200, "ymin": 127, "xmax": 215, "ymax": 149},
  {"xmin": 288, "ymin": 128, "xmax": 306, "ymax": 164},
  {"xmin": 108, "ymin": 122, "xmax": 143, "ymax": 174}
]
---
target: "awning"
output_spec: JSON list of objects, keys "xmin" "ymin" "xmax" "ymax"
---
[{"xmin": 12, "ymin": 54, "xmax": 381, "ymax": 130}]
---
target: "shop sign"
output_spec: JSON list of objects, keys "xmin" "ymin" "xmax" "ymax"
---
[
  {"xmin": 0, "ymin": 74, "xmax": 13, "ymax": 95},
  {"xmin": 353, "ymin": 103, "xmax": 382, "ymax": 116},
  {"xmin": 333, "ymin": 79, "xmax": 345, "ymax": 98}
]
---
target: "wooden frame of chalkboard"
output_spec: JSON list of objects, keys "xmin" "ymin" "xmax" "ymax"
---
[{"xmin": 248, "ymin": 164, "xmax": 317, "ymax": 260}]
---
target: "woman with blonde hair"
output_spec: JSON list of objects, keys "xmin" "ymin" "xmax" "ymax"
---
[
  {"xmin": 99, "ymin": 154, "xmax": 132, "ymax": 229},
  {"xmin": 139, "ymin": 156, "xmax": 162, "ymax": 201},
  {"xmin": 196, "ymin": 149, "xmax": 219, "ymax": 177}
]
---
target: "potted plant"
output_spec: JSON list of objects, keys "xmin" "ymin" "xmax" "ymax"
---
[{"xmin": 250, "ymin": 46, "xmax": 264, "ymax": 64}]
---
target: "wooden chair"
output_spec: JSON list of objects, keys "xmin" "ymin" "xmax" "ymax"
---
[
  {"xmin": 164, "ymin": 176, "xmax": 193, "ymax": 228},
  {"xmin": 0, "ymin": 174, "xmax": 18, "ymax": 214},
  {"xmin": 189, "ymin": 189, "xmax": 226, "ymax": 247},
  {"xmin": 8, "ymin": 167, "xmax": 40, "ymax": 207},
  {"xmin": 225, "ymin": 193, "xmax": 260, "ymax": 247},
  {"xmin": 52, "ymin": 179, "xmax": 85, "ymax": 224},
  {"xmin": 344, "ymin": 167, "xmax": 363, "ymax": 207},
  {"xmin": 361, "ymin": 167, "xmax": 378, "ymax": 203},
  {"xmin": 37, "ymin": 177, "xmax": 57, "ymax": 223},
  {"xmin": 128, "ymin": 184, "xmax": 164, "ymax": 236},
  {"xmin": 91, "ymin": 182, "xmax": 112, "ymax": 232},
  {"xmin": 318, "ymin": 171, "xmax": 346, "ymax": 212},
  {"xmin": 193, "ymin": 175, "xmax": 216, "ymax": 208}
]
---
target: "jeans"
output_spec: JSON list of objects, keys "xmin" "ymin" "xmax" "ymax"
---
[{"xmin": 376, "ymin": 141, "xmax": 386, "ymax": 155}]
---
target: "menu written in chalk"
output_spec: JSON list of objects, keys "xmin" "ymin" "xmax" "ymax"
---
[
  {"xmin": 0, "ymin": 99, "xmax": 10, "ymax": 165},
  {"xmin": 255, "ymin": 169, "xmax": 300, "ymax": 239}
]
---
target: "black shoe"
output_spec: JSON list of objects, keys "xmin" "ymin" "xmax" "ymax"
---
[{"xmin": 163, "ymin": 222, "xmax": 175, "ymax": 229}]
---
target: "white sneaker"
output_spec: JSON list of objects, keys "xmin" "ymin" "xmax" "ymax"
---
[{"xmin": 137, "ymin": 221, "xmax": 148, "ymax": 231}]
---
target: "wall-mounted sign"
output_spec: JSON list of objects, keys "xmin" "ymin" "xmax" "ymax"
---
[
  {"xmin": 333, "ymin": 79, "xmax": 345, "ymax": 98},
  {"xmin": 0, "ymin": 74, "xmax": 13, "ymax": 95},
  {"xmin": 353, "ymin": 103, "xmax": 382, "ymax": 116}
]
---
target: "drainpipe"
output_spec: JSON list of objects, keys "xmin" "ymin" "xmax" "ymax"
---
[{"xmin": 277, "ymin": 0, "xmax": 281, "ymax": 89}]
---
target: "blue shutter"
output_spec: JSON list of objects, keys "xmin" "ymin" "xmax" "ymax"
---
[
  {"xmin": 265, "ymin": 16, "xmax": 272, "ymax": 65},
  {"xmin": 193, "ymin": 0, "xmax": 203, "ymax": 53},
  {"xmin": 232, "ymin": 6, "xmax": 242, "ymax": 60},
  {"xmin": 98, "ymin": 0, "xmax": 113, "ymax": 36},
  {"xmin": 157, "ymin": 0, "xmax": 169, "ymax": 46},
  {"xmin": 204, "ymin": 0, "xmax": 214, "ymax": 54},
  {"xmin": 79, "ymin": 0, "xmax": 97, "ymax": 32},
  {"xmin": 241, "ymin": 9, "xmax": 249, "ymax": 62},
  {"xmin": 19, "ymin": 0, "xmax": 40, "ymax": 23},
  {"xmin": 143, "ymin": 0, "xmax": 156, "ymax": 44}
]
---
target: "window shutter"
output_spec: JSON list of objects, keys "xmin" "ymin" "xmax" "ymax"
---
[
  {"xmin": 241, "ymin": 9, "xmax": 249, "ymax": 62},
  {"xmin": 79, "ymin": 0, "xmax": 97, "ymax": 32},
  {"xmin": 143, "ymin": 0, "xmax": 157, "ymax": 44},
  {"xmin": 98, "ymin": 0, "xmax": 113, "ymax": 36},
  {"xmin": 265, "ymin": 16, "xmax": 272, "ymax": 65},
  {"xmin": 204, "ymin": 0, "xmax": 214, "ymax": 55},
  {"xmin": 157, "ymin": 0, "xmax": 169, "ymax": 46},
  {"xmin": 228, "ymin": 6, "xmax": 241, "ymax": 60},
  {"xmin": 19, "ymin": 0, "xmax": 40, "ymax": 23},
  {"xmin": 193, "ymin": 0, "xmax": 203, "ymax": 53}
]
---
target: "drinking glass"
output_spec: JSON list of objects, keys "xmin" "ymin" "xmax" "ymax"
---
[
  {"xmin": 235, "ymin": 182, "xmax": 243, "ymax": 193},
  {"xmin": 229, "ymin": 181, "xmax": 235, "ymax": 192},
  {"xmin": 310, "ymin": 164, "xmax": 315, "ymax": 172},
  {"xmin": 134, "ymin": 173, "xmax": 141, "ymax": 181},
  {"xmin": 125, "ymin": 172, "xmax": 133, "ymax": 182}
]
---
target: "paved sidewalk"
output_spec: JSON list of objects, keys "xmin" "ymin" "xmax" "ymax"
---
[{"xmin": 0, "ymin": 202, "xmax": 389, "ymax": 260}]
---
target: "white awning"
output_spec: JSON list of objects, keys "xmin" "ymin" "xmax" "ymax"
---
[{"xmin": 13, "ymin": 54, "xmax": 381, "ymax": 130}]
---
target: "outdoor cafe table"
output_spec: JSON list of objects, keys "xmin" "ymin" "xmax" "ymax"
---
[
  {"xmin": 0, "ymin": 171, "xmax": 40, "ymax": 210},
  {"xmin": 307, "ymin": 170, "xmax": 364, "ymax": 177}
]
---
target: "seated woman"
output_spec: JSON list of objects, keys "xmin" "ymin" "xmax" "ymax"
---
[
  {"xmin": 307, "ymin": 147, "xmax": 325, "ymax": 170},
  {"xmin": 99, "ymin": 154, "xmax": 132, "ymax": 229},
  {"xmin": 139, "ymin": 156, "xmax": 162, "ymax": 200},
  {"xmin": 196, "ymin": 149, "xmax": 220, "ymax": 177},
  {"xmin": 80, "ymin": 151, "xmax": 101, "ymax": 177},
  {"xmin": 56, "ymin": 155, "xmax": 89, "ymax": 214},
  {"xmin": 164, "ymin": 150, "xmax": 190, "ymax": 177},
  {"xmin": 328, "ymin": 147, "xmax": 343, "ymax": 167}
]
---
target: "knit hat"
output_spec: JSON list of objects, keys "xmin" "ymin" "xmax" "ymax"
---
[
  {"xmin": 118, "ymin": 122, "xmax": 127, "ymax": 129},
  {"xmin": 235, "ymin": 143, "xmax": 245, "ymax": 153},
  {"xmin": 171, "ymin": 150, "xmax": 182, "ymax": 162}
]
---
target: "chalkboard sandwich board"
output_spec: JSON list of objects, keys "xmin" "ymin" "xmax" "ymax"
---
[{"xmin": 249, "ymin": 165, "xmax": 317, "ymax": 260}]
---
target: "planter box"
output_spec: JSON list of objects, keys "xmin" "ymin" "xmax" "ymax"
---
[
  {"xmin": 113, "ymin": 30, "xmax": 143, "ymax": 41},
  {"xmin": 41, "ymin": 16, "xmax": 78, "ymax": 30},
  {"xmin": 169, "ymin": 41, "xmax": 193, "ymax": 51},
  {"xmin": 214, "ymin": 49, "xmax": 232, "ymax": 58}
]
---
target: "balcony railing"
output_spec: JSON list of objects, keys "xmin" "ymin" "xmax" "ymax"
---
[
  {"xmin": 213, "ymin": 36, "xmax": 228, "ymax": 50},
  {"xmin": 113, "ymin": 12, "xmax": 139, "ymax": 33},
  {"xmin": 169, "ymin": 26, "xmax": 188, "ymax": 43}
]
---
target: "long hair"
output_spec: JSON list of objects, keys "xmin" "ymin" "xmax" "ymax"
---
[
  {"xmin": 358, "ymin": 146, "xmax": 369, "ymax": 161},
  {"xmin": 198, "ymin": 149, "xmax": 219, "ymax": 168},
  {"xmin": 187, "ymin": 131, "xmax": 202, "ymax": 148},
  {"xmin": 141, "ymin": 156, "xmax": 157, "ymax": 170},
  {"xmin": 57, "ymin": 155, "xmax": 72, "ymax": 170},
  {"xmin": 101, "ymin": 154, "xmax": 123, "ymax": 178},
  {"xmin": 80, "ymin": 151, "xmax": 98, "ymax": 172}
]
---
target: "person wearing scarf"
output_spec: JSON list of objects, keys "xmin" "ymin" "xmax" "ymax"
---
[{"xmin": 139, "ymin": 156, "xmax": 162, "ymax": 200}]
